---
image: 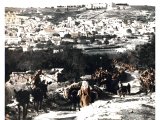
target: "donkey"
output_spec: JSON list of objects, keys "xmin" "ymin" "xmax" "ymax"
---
[
  {"xmin": 63, "ymin": 87, "xmax": 80, "ymax": 111},
  {"xmin": 14, "ymin": 89, "xmax": 30, "ymax": 120},
  {"xmin": 117, "ymin": 81, "xmax": 131, "ymax": 97},
  {"xmin": 63, "ymin": 82, "xmax": 81, "ymax": 111},
  {"xmin": 31, "ymin": 80, "xmax": 52, "ymax": 112}
]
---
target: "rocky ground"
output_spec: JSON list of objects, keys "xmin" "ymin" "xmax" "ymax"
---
[
  {"xmin": 33, "ymin": 70, "xmax": 155, "ymax": 120},
  {"xmin": 5, "ymin": 70, "xmax": 155, "ymax": 120},
  {"xmin": 33, "ymin": 93, "xmax": 155, "ymax": 120}
]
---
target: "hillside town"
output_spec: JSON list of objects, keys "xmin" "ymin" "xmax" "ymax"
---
[
  {"xmin": 5, "ymin": 3, "xmax": 155, "ymax": 120},
  {"xmin": 5, "ymin": 3, "xmax": 155, "ymax": 53}
]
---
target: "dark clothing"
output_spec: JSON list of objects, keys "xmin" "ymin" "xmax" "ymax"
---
[
  {"xmin": 33, "ymin": 70, "xmax": 48, "ymax": 99},
  {"xmin": 39, "ymin": 82, "xmax": 48, "ymax": 99},
  {"xmin": 34, "ymin": 74, "xmax": 41, "ymax": 88}
]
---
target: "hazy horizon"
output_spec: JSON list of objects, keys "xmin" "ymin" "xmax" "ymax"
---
[{"xmin": 3, "ymin": 0, "xmax": 156, "ymax": 8}]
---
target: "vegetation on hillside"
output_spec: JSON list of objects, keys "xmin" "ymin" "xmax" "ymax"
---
[
  {"xmin": 135, "ymin": 33, "xmax": 155, "ymax": 68},
  {"xmin": 5, "ymin": 32, "xmax": 155, "ymax": 82},
  {"xmin": 5, "ymin": 6, "xmax": 155, "ymax": 82}
]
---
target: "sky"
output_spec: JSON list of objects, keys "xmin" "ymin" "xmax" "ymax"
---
[{"xmin": 2, "ymin": 0, "xmax": 157, "ymax": 7}]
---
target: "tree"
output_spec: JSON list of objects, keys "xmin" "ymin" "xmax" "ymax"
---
[
  {"xmin": 126, "ymin": 29, "xmax": 132, "ymax": 34},
  {"xmin": 56, "ymin": 9, "xmax": 61, "ymax": 13},
  {"xmin": 64, "ymin": 33, "xmax": 71, "ymax": 38},
  {"xmin": 104, "ymin": 39, "xmax": 109, "ymax": 44},
  {"xmin": 75, "ymin": 21, "xmax": 80, "ymax": 26},
  {"xmin": 135, "ymin": 33, "xmax": 155, "ymax": 68},
  {"xmin": 5, "ymin": 49, "xmax": 23, "ymax": 82}
]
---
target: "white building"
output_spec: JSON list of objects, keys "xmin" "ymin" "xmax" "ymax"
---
[
  {"xmin": 107, "ymin": 2, "xmax": 116, "ymax": 10},
  {"xmin": 5, "ymin": 36, "xmax": 21, "ymax": 44},
  {"xmin": 116, "ymin": 3, "xmax": 130, "ymax": 10},
  {"xmin": 86, "ymin": 3, "xmax": 107, "ymax": 9},
  {"xmin": 22, "ymin": 45, "xmax": 32, "ymax": 52}
]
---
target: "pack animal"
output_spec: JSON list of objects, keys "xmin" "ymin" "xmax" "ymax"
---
[
  {"xmin": 64, "ymin": 87, "xmax": 80, "ymax": 111},
  {"xmin": 117, "ymin": 82, "xmax": 131, "ymax": 97},
  {"xmin": 63, "ymin": 83, "xmax": 81, "ymax": 111},
  {"xmin": 31, "ymin": 87, "xmax": 43, "ymax": 112},
  {"xmin": 31, "ymin": 80, "xmax": 52, "ymax": 112},
  {"xmin": 14, "ymin": 89, "xmax": 30, "ymax": 120}
]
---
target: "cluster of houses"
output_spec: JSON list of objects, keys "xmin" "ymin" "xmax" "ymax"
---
[
  {"xmin": 5, "ymin": 4, "xmax": 155, "ymax": 84},
  {"xmin": 5, "ymin": 3, "xmax": 155, "ymax": 53}
]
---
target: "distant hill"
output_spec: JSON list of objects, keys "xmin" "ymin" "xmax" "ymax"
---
[
  {"xmin": 5, "ymin": 5, "xmax": 155, "ymax": 24},
  {"xmin": 131, "ymin": 5, "xmax": 155, "ymax": 11},
  {"xmin": 5, "ymin": 7, "xmax": 25, "ymax": 13}
]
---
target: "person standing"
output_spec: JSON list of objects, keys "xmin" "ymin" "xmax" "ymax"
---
[{"xmin": 33, "ymin": 69, "xmax": 42, "ymax": 88}]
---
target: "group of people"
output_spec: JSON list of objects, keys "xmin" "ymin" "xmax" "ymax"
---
[{"xmin": 5, "ymin": 69, "xmax": 51, "ymax": 120}]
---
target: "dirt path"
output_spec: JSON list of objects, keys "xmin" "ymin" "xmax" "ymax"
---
[
  {"xmin": 33, "ymin": 93, "xmax": 155, "ymax": 120},
  {"xmin": 6, "ymin": 69, "xmax": 155, "ymax": 120},
  {"xmin": 33, "ymin": 70, "xmax": 155, "ymax": 120}
]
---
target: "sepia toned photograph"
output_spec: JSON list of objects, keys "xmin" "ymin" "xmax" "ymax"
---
[{"xmin": 4, "ymin": 0, "xmax": 156, "ymax": 120}]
